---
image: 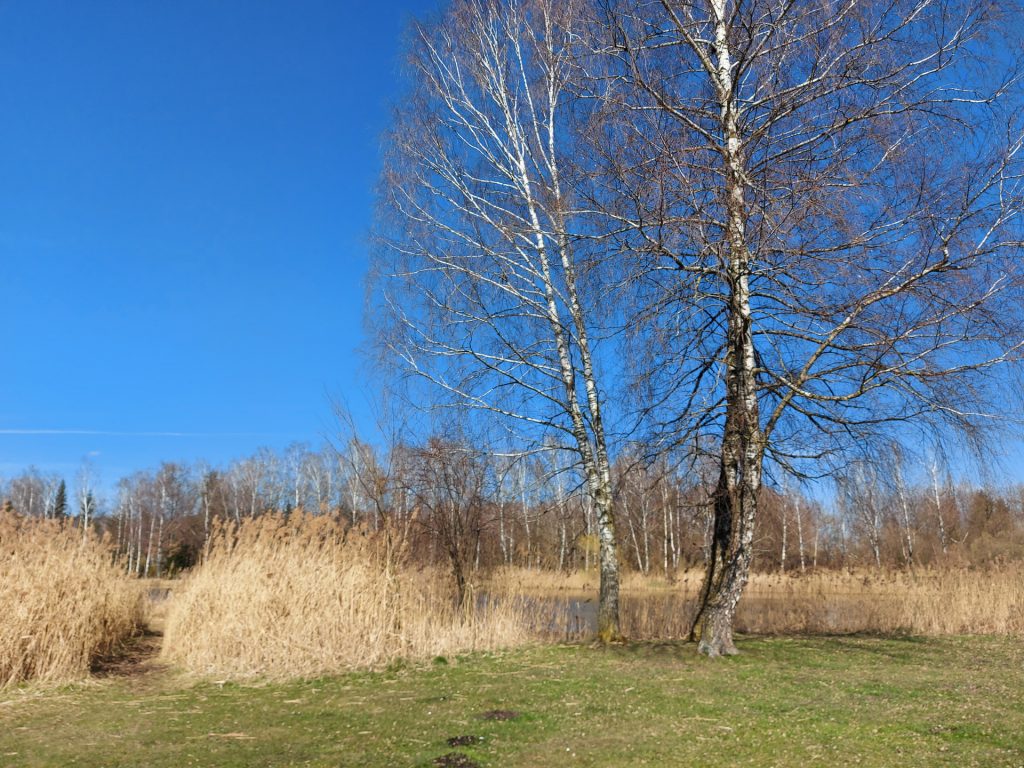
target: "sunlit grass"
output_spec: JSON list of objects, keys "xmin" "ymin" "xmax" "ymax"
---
[{"xmin": 2, "ymin": 636, "xmax": 1021, "ymax": 767}]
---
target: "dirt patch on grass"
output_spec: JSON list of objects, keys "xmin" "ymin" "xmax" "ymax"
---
[
  {"xmin": 446, "ymin": 735, "xmax": 483, "ymax": 747},
  {"xmin": 90, "ymin": 627, "xmax": 165, "ymax": 679},
  {"xmin": 433, "ymin": 753, "xmax": 480, "ymax": 768},
  {"xmin": 481, "ymin": 709, "xmax": 519, "ymax": 721}
]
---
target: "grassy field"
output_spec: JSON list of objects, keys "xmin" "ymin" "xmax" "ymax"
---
[{"xmin": 2, "ymin": 635, "xmax": 1022, "ymax": 767}]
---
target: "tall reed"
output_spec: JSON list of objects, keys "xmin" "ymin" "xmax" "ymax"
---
[
  {"xmin": 0, "ymin": 512, "xmax": 145, "ymax": 689},
  {"xmin": 161, "ymin": 514, "xmax": 536, "ymax": 680}
]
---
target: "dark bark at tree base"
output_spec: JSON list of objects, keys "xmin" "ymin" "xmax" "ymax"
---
[
  {"xmin": 698, "ymin": 635, "xmax": 740, "ymax": 658},
  {"xmin": 689, "ymin": 445, "xmax": 759, "ymax": 657},
  {"xmin": 690, "ymin": 558, "xmax": 745, "ymax": 657}
]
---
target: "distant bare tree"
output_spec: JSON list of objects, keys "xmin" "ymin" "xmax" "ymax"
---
[
  {"xmin": 837, "ymin": 461, "xmax": 885, "ymax": 568},
  {"xmin": 300, "ymin": 447, "xmax": 338, "ymax": 515},
  {"xmin": 75, "ymin": 459, "xmax": 99, "ymax": 540},
  {"xmin": 4, "ymin": 467, "xmax": 60, "ymax": 519},
  {"xmin": 890, "ymin": 443, "xmax": 917, "ymax": 567},
  {"xmin": 227, "ymin": 449, "xmax": 279, "ymax": 521},
  {"xmin": 408, "ymin": 436, "xmax": 492, "ymax": 607}
]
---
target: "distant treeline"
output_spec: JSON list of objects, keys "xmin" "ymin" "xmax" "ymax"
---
[{"xmin": 2, "ymin": 440, "xmax": 1022, "ymax": 578}]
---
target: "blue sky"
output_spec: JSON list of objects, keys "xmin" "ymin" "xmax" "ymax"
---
[
  {"xmin": 0, "ymin": 0, "xmax": 435, "ymax": 483},
  {"xmin": 1, "ymin": 0, "xmax": 1021, "ymax": 495}
]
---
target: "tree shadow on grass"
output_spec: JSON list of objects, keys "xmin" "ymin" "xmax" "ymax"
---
[{"xmin": 586, "ymin": 632, "xmax": 938, "ymax": 665}]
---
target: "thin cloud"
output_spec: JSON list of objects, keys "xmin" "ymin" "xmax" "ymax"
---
[{"xmin": 0, "ymin": 429, "xmax": 270, "ymax": 437}]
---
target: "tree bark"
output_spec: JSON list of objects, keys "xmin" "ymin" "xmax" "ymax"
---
[
  {"xmin": 779, "ymin": 501, "xmax": 788, "ymax": 574},
  {"xmin": 689, "ymin": 0, "xmax": 764, "ymax": 657},
  {"xmin": 689, "ymin": 378, "xmax": 763, "ymax": 656},
  {"xmin": 593, "ymin": 481, "xmax": 622, "ymax": 642}
]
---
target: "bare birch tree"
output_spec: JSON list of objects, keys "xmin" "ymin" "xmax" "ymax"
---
[
  {"xmin": 373, "ymin": 0, "xmax": 627, "ymax": 639},
  {"xmin": 837, "ymin": 461, "xmax": 885, "ymax": 568},
  {"xmin": 5, "ymin": 468, "xmax": 60, "ymax": 519},
  {"xmin": 75, "ymin": 459, "xmax": 99, "ymax": 540},
  {"xmin": 891, "ymin": 443, "xmax": 917, "ymax": 567},
  {"xmin": 601, "ymin": 0, "xmax": 1024, "ymax": 654}
]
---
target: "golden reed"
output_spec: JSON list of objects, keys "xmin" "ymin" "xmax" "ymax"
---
[
  {"xmin": 161, "ymin": 513, "xmax": 536, "ymax": 680},
  {"xmin": 162, "ymin": 518, "xmax": 1024, "ymax": 681},
  {"xmin": 0, "ymin": 512, "xmax": 144, "ymax": 689}
]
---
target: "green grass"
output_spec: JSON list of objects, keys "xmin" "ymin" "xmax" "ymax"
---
[{"xmin": 2, "ymin": 636, "xmax": 1023, "ymax": 767}]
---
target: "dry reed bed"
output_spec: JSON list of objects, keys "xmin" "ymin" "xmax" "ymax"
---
[
  {"xmin": 161, "ymin": 514, "xmax": 536, "ymax": 680},
  {"xmin": 0, "ymin": 513, "xmax": 145, "ymax": 689},
  {"xmin": 164, "ymin": 529, "xmax": 1024, "ymax": 682},
  {"xmin": 488, "ymin": 566, "xmax": 1024, "ymax": 639}
]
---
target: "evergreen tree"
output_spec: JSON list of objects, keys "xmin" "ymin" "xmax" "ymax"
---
[{"xmin": 52, "ymin": 479, "xmax": 67, "ymax": 519}]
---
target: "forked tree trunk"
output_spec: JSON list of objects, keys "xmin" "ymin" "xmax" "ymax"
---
[
  {"xmin": 929, "ymin": 458, "xmax": 950, "ymax": 555},
  {"xmin": 499, "ymin": 498, "xmax": 511, "ymax": 565},
  {"xmin": 689, "ymin": 408, "xmax": 763, "ymax": 656},
  {"xmin": 662, "ymin": 479, "xmax": 671, "ymax": 576},
  {"xmin": 559, "ymin": 517, "xmax": 567, "ymax": 571},
  {"xmin": 640, "ymin": 497, "xmax": 651, "ymax": 575},
  {"xmin": 155, "ymin": 513, "xmax": 164, "ymax": 578},
  {"xmin": 583, "ymin": 496, "xmax": 592, "ymax": 572},
  {"xmin": 688, "ymin": 205, "xmax": 763, "ymax": 654},
  {"xmin": 689, "ymin": 0, "xmax": 764, "ymax": 657},
  {"xmin": 625, "ymin": 495, "xmax": 642, "ymax": 571},
  {"xmin": 893, "ymin": 448, "xmax": 915, "ymax": 567},
  {"xmin": 451, "ymin": 556, "xmax": 468, "ymax": 610}
]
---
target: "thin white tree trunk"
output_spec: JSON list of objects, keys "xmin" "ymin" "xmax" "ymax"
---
[
  {"xmin": 519, "ymin": 462, "xmax": 531, "ymax": 568},
  {"xmin": 780, "ymin": 502, "xmax": 788, "ymax": 574},
  {"xmin": 144, "ymin": 513, "xmax": 156, "ymax": 577},
  {"xmin": 794, "ymin": 495, "xmax": 806, "ymax": 573},
  {"xmin": 893, "ymin": 450, "xmax": 916, "ymax": 566},
  {"xmin": 929, "ymin": 457, "xmax": 950, "ymax": 555}
]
